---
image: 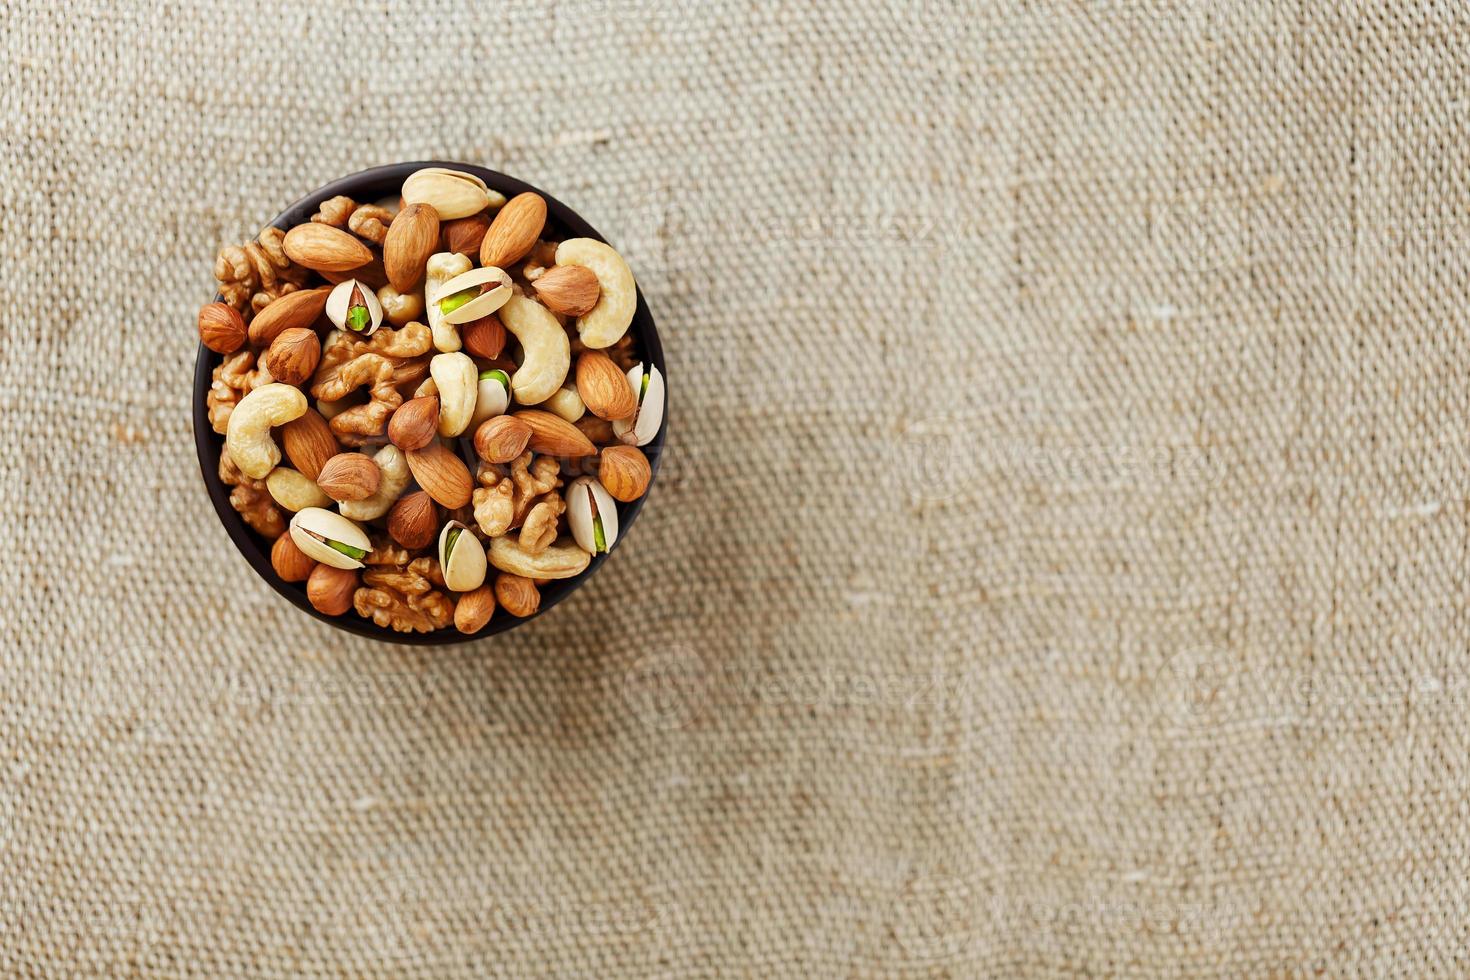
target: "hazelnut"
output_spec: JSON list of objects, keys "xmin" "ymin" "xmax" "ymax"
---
[
  {"xmin": 262, "ymin": 327, "xmax": 321, "ymax": 387},
  {"xmin": 474, "ymin": 415, "xmax": 532, "ymax": 465},
  {"xmin": 532, "ymin": 265, "xmax": 601, "ymax": 317},
  {"xmin": 598, "ymin": 445, "xmax": 651, "ymax": 502},
  {"xmin": 306, "ymin": 563, "xmax": 358, "ymax": 616},
  {"xmin": 442, "ymin": 213, "xmax": 491, "ymax": 257},
  {"xmin": 388, "ymin": 491, "xmax": 437, "ymax": 550},
  {"xmin": 315, "ymin": 453, "xmax": 382, "ymax": 502},
  {"xmin": 389, "ymin": 396, "xmax": 440, "ymax": 451},
  {"xmin": 461, "ymin": 314, "xmax": 506, "ymax": 360},
  {"xmin": 270, "ymin": 533, "xmax": 316, "ymax": 582},
  {"xmin": 198, "ymin": 302, "xmax": 246, "ymax": 353}
]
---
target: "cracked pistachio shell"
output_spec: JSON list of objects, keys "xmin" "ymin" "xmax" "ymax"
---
[
  {"xmin": 325, "ymin": 279, "xmax": 384, "ymax": 336},
  {"xmin": 438, "ymin": 520, "xmax": 487, "ymax": 592},
  {"xmin": 401, "ymin": 167, "xmax": 498, "ymax": 220},
  {"xmin": 565, "ymin": 476, "xmax": 619, "ymax": 555},
  {"xmin": 289, "ymin": 507, "xmax": 372, "ymax": 570},
  {"xmin": 611, "ymin": 363, "xmax": 665, "ymax": 447},
  {"xmin": 469, "ymin": 370, "xmax": 511, "ymax": 429},
  {"xmin": 432, "ymin": 266, "xmax": 512, "ymax": 325}
]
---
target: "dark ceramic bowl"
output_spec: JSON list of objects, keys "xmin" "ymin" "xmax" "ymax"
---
[{"xmin": 193, "ymin": 162, "xmax": 665, "ymax": 645}]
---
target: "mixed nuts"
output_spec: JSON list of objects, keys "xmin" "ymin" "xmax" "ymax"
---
[{"xmin": 201, "ymin": 168, "xmax": 663, "ymax": 634}]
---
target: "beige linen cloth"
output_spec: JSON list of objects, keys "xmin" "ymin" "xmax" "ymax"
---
[{"xmin": 2, "ymin": 0, "xmax": 1466, "ymax": 975}]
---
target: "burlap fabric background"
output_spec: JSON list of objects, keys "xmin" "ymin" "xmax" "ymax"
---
[{"xmin": 4, "ymin": 0, "xmax": 1467, "ymax": 975}]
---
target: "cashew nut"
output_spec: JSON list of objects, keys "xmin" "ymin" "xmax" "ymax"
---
[
  {"xmin": 544, "ymin": 385, "xmax": 585, "ymax": 423},
  {"xmin": 376, "ymin": 283, "xmax": 424, "ymax": 327},
  {"xmin": 265, "ymin": 467, "xmax": 331, "ymax": 512},
  {"xmin": 499, "ymin": 292, "xmax": 570, "ymax": 406},
  {"xmin": 554, "ymin": 238, "xmax": 636, "ymax": 349},
  {"xmin": 430, "ymin": 352, "xmax": 478, "ymax": 437},
  {"xmin": 424, "ymin": 252, "xmax": 472, "ymax": 352},
  {"xmin": 226, "ymin": 383, "xmax": 308, "ymax": 479},
  {"xmin": 339, "ymin": 445, "xmax": 410, "ymax": 521},
  {"xmin": 489, "ymin": 535, "xmax": 592, "ymax": 580}
]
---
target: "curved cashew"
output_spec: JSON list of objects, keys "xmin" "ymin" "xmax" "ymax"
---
[
  {"xmin": 489, "ymin": 535, "xmax": 591, "ymax": 579},
  {"xmin": 424, "ymin": 252, "xmax": 471, "ymax": 352},
  {"xmin": 430, "ymin": 352, "xmax": 478, "ymax": 437},
  {"xmin": 555, "ymin": 239, "xmax": 635, "ymax": 349},
  {"xmin": 226, "ymin": 383, "xmax": 308, "ymax": 479},
  {"xmin": 339, "ymin": 445, "xmax": 411, "ymax": 521},
  {"xmin": 499, "ymin": 293, "xmax": 570, "ymax": 406},
  {"xmin": 265, "ymin": 467, "xmax": 331, "ymax": 512}
]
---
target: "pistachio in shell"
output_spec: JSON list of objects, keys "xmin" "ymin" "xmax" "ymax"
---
[
  {"xmin": 611, "ymin": 363, "xmax": 665, "ymax": 448},
  {"xmin": 438, "ymin": 520, "xmax": 488, "ymax": 592},
  {"xmin": 565, "ymin": 476, "xmax": 619, "ymax": 555},
  {"xmin": 469, "ymin": 368, "xmax": 511, "ymax": 430},
  {"xmin": 288, "ymin": 507, "xmax": 372, "ymax": 570},
  {"xmin": 431, "ymin": 266, "xmax": 512, "ymax": 326},
  {"xmin": 325, "ymin": 278, "xmax": 384, "ymax": 336}
]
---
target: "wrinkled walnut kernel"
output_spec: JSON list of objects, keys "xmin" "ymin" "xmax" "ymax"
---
[{"xmin": 354, "ymin": 557, "xmax": 455, "ymax": 633}]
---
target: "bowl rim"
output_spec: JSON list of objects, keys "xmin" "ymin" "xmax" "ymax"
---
[{"xmin": 193, "ymin": 161, "xmax": 666, "ymax": 645}]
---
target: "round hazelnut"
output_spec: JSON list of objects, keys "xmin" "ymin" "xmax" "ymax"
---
[
  {"xmin": 306, "ymin": 564, "xmax": 358, "ymax": 616},
  {"xmin": 198, "ymin": 302, "xmax": 246, "ymax": 353},
  {"xmin": 262, "ymin": 327, "xmax": 321, "ymax": 387}
]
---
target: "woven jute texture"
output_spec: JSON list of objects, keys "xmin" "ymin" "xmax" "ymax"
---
[{"xmin": 3, "ymin": 0, "xmax": 1467, "ymax": 975}]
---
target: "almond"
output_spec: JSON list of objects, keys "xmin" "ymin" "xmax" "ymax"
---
[
  {"xmin": 533, "ymin": 265, "xmax": 601, "ymax": 317},
  {"xmin": 474, "ymin": 415, "xmax": 533, "ymax": 464},
  {"xmin": 270, "ymin": 533, "xmax": 316, "ymax": 582},
  {"xmin": 198, "ymin": 302, "xmax": 246, "ymax": 353},
  {"xmin": 321, "ymin": 253, "xmax": 389, "ymax": 291},
  {"xmin": 442, "ymin": 213, "xmax": 490, "ymax": 256},
  {"xmin": 307, "ymin": 563, "xmax": 358, "ymax": 616},
  {"xmin": 247, "ymin": 286, "xmax": 331, "ymax": 346},
  {"xmin": 262, "ymin": 327, "xmax": 321, "ymax": 387},
  {"xmin": 388, "ymin": 396, "xmax": 439, "ymax": 451},
  {"xmin": 388, "ymin": 490, "xmax": 438, "ymax": 550},
  {"xmin": 282, "ymin": 223, "xmax": 374, "ymax": 272},
  {"xmin": 453, "ymin": 585, "xmax": 497, "ymax": 634},
  {"xmin": 598, "ymin": 445, "xmax": 652, "ymax": 502},
  {"xmin": 494, "ymin": 573, "xmax": 541, "ymax": 617},
  {"xmin": 279, "ymin": 409, "xmax": 338, "ymax": 481},
  {"xmin": 480, "ymin": 192, "xmax": 546, "ymax": 269},
  {"xmin": 575, "ymin": 351, "xmax": 638, "ymax": 421},
  {"xmin": 406, "ymin": 442, "xmax": 473, "ymax": 508},
  {"xmin": 512, "ymin": 410, "xmax": 597, "ymax": 458},
  {"xmin": 316, "ymin": 453, "xmax": 382, "ymax": 502},
  {"xmin": 461, "ymin": 314, "xmax": 506, "ymax": 359},
  {"xmin": 383, "ymin": 203, "xmax": 439, "ymax": 292}
]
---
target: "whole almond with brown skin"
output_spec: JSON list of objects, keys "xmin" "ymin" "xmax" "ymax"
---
[
  {"xmin": 383, "ymin": 203, "xmax": 439, "ymax": 291},
  {"xmin": 576, "ymin": 351, "xmax": 638, "ymax": 420},
  {"xmin": 198, "ymin": 302, "xmax": 246, "ymax": 353},
  {"xmin": 599, "ymin": 445, "xmax": 652, "ymax": 502},
  {"xmin": 533, "ymin": 265, "xmax": 601, "ymax": 318},
  {"xmin": 388, "ymin": 490, "xmax": 438, "ymax": 550},
  {"xmin": 480, "ymin": 192, "xmax": 546, "ymax": 269},
  {"xmin": 474, "ymin": 415, "xmax": 533, "ymax": 464},
  {"xmin": 495, "ymin": 573, "xmax": 541, "ymax": 617},
  {"xmin": 406, "ymin": 442, "xmax": 473, "ymax": 508},
  {"xmin": 442, "ymin": 213, "xmax": 490, "ymax": 256},
  {"xmin": 271, "ymin": 533, "xmax": 316, "ymax": 582},
  {"xmin": 280, "ymin": 409, "xmax": 338, "ymax": 481},
  {"xmin": 454, "ymin": 585, "xmax": 497, "ymax": 634},
  {"xmin": 461, "ymin": 314, "xmax": 506, "ymax": 359},
  {"xmin": 307, "ymin": 563, "xmax": 358, "ymax": 616},
  {"xmin": 388, "ymin": 396, "xmax": 439, "ymax": 451},
  {"xmin": 316, "ymin": 453, "xmax": 382, "ymax": 502},
  {"xmin": 513, "ymin": 410, "xmax": 597, "ymax": 457},
  {"xmin": 321, "ymin": 252, "xmax": 389, "ymax": 291},
  {"xmin": 283, "ymin": 223, "xmax": 373, "ymax": 272},
  {"xmin": 262, "ymin": 327, "xmax": 321, "ymax": 387},
  {"xmin": 247, "ymin": 286, "xmax": 331, "ymax": 346}
]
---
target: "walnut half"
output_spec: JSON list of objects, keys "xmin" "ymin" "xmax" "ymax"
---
[{"xmin": 353, "ymin": 557, "xmax": 454, "ymax": 633}]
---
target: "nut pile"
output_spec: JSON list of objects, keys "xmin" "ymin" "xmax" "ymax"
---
[{"xmin": 199, "ymin": 168, "xmax": 663, "ymax": 634}]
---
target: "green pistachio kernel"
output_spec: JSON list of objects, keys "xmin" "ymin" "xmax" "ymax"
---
[
  {"xmin": 479, "ymin": 368, "xmax": 511, "ymax": 388},
  {"xmin": 438, "ymin": 288, "xmax": 478, "ymax": 316},
  {"xmin": 346, "ymin": 305, "xmax": 370, "ymax": 331},
  {"xmin": 593, "ymin": 515, "xmax": 606, "ymax": 553},
  {"xmin": 328, "ymin": 540, "xmax": 368, "ymax": 561}
]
